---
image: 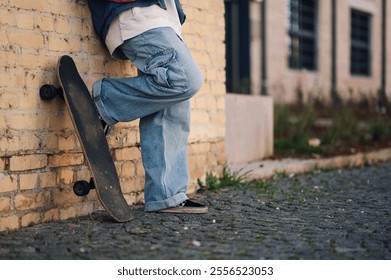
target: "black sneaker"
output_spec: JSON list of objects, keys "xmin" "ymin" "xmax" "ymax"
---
[{"xmin": 158, "ymin": 200, "xmax": 208, "ymax": 214}]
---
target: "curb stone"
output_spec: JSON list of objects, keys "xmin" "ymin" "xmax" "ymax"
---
[{"xmin": 230, "ymin": 147, "xmax": 391, "ymax": 179}]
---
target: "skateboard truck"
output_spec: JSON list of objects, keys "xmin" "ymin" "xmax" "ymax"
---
[
  {"xmin": 39, "ymin": 84, "xmax": 64, "ymax": 100},
  {"xmin": 73, "ymin": 177, "xmax": 95, "ymax": 196}
]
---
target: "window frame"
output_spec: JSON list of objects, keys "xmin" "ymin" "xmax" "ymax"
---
[
  {"xmin": 287, "ymin": 0, "xmax": 319, "ymax": 71},
  {"xmin": 350, "ymin": 8, "xmax": 372, "ymax": 76}
]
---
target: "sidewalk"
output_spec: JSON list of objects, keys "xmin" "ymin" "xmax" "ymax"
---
[{"xmin": 0, "ymin": 156, "xmax": 390, "ymax": 259}]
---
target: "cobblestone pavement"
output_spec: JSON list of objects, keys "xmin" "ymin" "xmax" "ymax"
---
[{"xmin": 0, "ymin": 162, "xmax": 390, "ymax": 260}]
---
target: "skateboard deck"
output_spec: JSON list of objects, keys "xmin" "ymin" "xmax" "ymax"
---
[{"xmin": 56, "ymin": 55, "xmax": 133, "ymax": 222}]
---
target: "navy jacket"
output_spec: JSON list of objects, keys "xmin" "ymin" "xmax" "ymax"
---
[{"xmin": 87, "ymin": 0, "xmax": 186, "ymax": 42}]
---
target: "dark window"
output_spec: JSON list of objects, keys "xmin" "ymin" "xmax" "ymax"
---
[
  {"xmin": 350, "ymin": 9, "xmax": 371, "ymax": 76},
  {"xmin": 225, "ymin": 0, "xmax": 251, "ymax": 94},
  {"xmin": 287, "ymin": 0, "xmax": 318, "ymax": 70}
]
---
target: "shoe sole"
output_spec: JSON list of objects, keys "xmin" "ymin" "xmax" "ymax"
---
[{"xmin": 158, "ymin": 206, "xmax": 208, "ymax": 214}]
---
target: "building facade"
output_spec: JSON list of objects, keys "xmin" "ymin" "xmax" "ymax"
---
[{"xmin": 226, "ymin": 0, "xmax": 390, "ymax": 104}]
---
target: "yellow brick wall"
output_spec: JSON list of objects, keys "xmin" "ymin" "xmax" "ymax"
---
[{"xmin": 0, "ymin": 0, "xmax": 226, "ymax": 231}]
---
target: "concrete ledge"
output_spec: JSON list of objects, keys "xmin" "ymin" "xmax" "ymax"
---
[
  {"xmin": 230, "ymin": 148, "xmax": 391, "ymax": 179},
  {"xmin": 225, "ymin": 94, "xmax": 273, "ymax": 165}
]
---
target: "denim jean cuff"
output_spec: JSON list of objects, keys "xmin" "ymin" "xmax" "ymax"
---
[
  {"xmin": 92, "ymin": 79, "xmax": 118, "ymax": 126},
  {"xmin": 144, "ymin": 192, "xmax": 189, "ymax": 212}
]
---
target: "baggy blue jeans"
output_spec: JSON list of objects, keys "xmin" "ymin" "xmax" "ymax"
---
[{"xmin": 92, "ymin": 27, "xmax": 203, "ymax": 212}]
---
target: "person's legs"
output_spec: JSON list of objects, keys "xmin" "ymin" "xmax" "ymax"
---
[
  {"xmin": 92, "ymin": 27, "xmax": 204, "ymax": 211},
  {"xmin": 140, "ymin": 99, "xmax": 190, "ymax": 211}
]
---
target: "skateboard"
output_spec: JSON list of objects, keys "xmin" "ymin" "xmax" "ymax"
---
[{"xmin": 40, "ymin": 55, "xmax": 133, "ymax": 222}]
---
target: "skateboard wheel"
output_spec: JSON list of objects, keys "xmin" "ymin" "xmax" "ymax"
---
[
  {"xmin": 73, "ymin": 180, "xmax": 91, "ymax": 196},
  {"xmin": 39, "ymin": 84, "xmax": 62, "ymax": 100}
]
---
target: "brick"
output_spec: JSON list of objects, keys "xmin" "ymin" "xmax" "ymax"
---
[
  {"xmin": 18, "ymin": 52, "xmax": 39, "ymax": 69},
  {"xmin": 47, "ymin": 35, "xmax": 70, "ymax": 52},
  {"xmin": 17, "ymin": 92, "xmax": 41, "ymax": 110},
  {"xmin": 14, "ymin": 191, "xmax": 51, "ymax": 211},
  {"xmin": 74, "ymin": 166, "xmax": 90, "ymax": 181},
  {"xmin": 135, "ymin": 162, "xmax": 145, "ymax": 177},
  {"xmin": 66, "ymin": 17, "xmax": 87, "ymax": 35},
  {"xmin": 54, "ymin": 16, "xmax": 71, "ymax": 34},
  {"xmin": 43, "ymin": 208, "xmax": 60, "ymax": 222},
  {"xmin": 60, "ymin": 207, "xmax": 77, "ymax": 220},
  {"xmin": 0, "ymin": 174, "xmax": 18, "ymax": 193},
  {"xmin": 189, "ymin": 142, "xmax": 211, "ymax": 154},
  {"xmin": 48, "ymin": 114, "xmax": 74, "ymax": 133},
  {"xmin": 0, "ymin": 158, "xmax": 5, "ymax": 172},
  {"xmin": 81, "ymin": 37, "xmax": 103, "ymax": 55},
  {"xmin": 0, "ymin": 196, "xmax": 11, "ymax": 212},
  {"xmin": 108, "ymin": 129, "xmax": 139, "ymax": 148},
  {"xmin": 216, "ymin": 96, "xmax": 225, "ymax": 110},
  {"xmin": 36, "ymin": 55, "xmax": 57, "ymax": 72},
  {"xmin": 192, "ymin": 111, "xmax": 210, "ymax": 124},
  {"xmin": 120, "ymin": 162, "xmax": 136, "ymax": 178},
  {"xmin": 19, "ymin": 173, "xmax": 38, "ymax": 190},
  {"xmin": 53, "ymin": 188, "xmax": 82, "ymax": 206},
  {"xmin": 60, "ymin": 204, "xmax": 92, "ymax": 221},
  {"xmin": 36, "ymin": 15, "xmax": 54, "ymax": 32},
  {"xmin": 120, "ymin": 177, "xmax": 144, "ymax": 194},
  {"xmin": 0, "ymin": 29, "xmax": 8, "ymax": 52},
  {"xmin": 90, "ymin": 57, "xmax": 107, "ymax": 74},
  {"xmin": 10, "ymin": 0, "xmax": 47, "ymax": 11},
  {"xmin": 58, "ymin": 135, "xmax": 76, "ymax": 151},
  {"xmin": 123, "ymin": 192, "xmax": 139, "ymax": 205},
  {"xmin": 0, "ymin": 216, "xmax": 19, "ymax": 231},
  {"xmin": 25, "ymin": 71, "xmax": 44, "ymax": 88},
  {"xmin": 0, "ymin": 50, "xmax": 17, "ymax": 68},
  {"xmin": 49, "ymin": 1, "xmax": 83, "ymax": 17},
  {"xmin": 0, "ymin": 135, "xmax": 20, "ymax": 153},
  {"xmin": 8, "ymin": 30, "xmax": 44, "ymax": 50},
  {"xmin": 9, "ymin": 154, "xmax": 47, "ymax": 171},
  {"xmin": 40, "ymin": 134, "xmax": 59, "ymax": 151},
  {"xmin": 6, "ymin": 112, "xmax": 49, "ymax": 130},
  {"xmin": 57, "ymin": 169, "xmax": 74, "ymax": 185},
  {"xmin": 0, "ymin": 70, "xmax": 16, "ymax": 87},
  {"xmin": 0, "ymin": 8, "xmax": 14, "ymax": 26},
  {"xmin": 17, "ymin": 134, "xmax": 41, "ymax": 152},
  {"xmin": 16, "ymin": 12, "xmax": 35, "ymax": 30},
  {"xmin": 3, "ymin": 70, "xmax": 26, "ymax": 89},
  {"xmin": 39, "ymin": 172, "xmax": 57, "ymax": 188},
  {"xmin": 114, "ymin": 147, "xmax": 141, "ymax": 161},
  {"xmin": 21, "ymin": 212, "xmax": 41, "ymax": 227},
  {"xmin": 48, "ymin": 153, "xmax": 84, "ymax": 168},
  {"xmin": 68, "ymin": 37, "xmax": 82, "ymax": 53}
]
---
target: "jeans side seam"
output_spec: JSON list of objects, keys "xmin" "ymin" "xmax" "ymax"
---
[{"xmin": 162, "ymin": 107, "xmax": 168, "ymax": 199}]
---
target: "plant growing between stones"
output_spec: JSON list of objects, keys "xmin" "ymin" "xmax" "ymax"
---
[
  {"xmin": 197, "ymin": 166, "xmax": 276, "ymax": 195},
  {"xmin": 197, "ymin": 166, "xmax": 251, "ymax": 191}
]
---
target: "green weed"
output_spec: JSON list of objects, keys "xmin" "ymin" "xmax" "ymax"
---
[{"xmin": 197, "ymin": 166, "xmax": 251, "ymax": 191}]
